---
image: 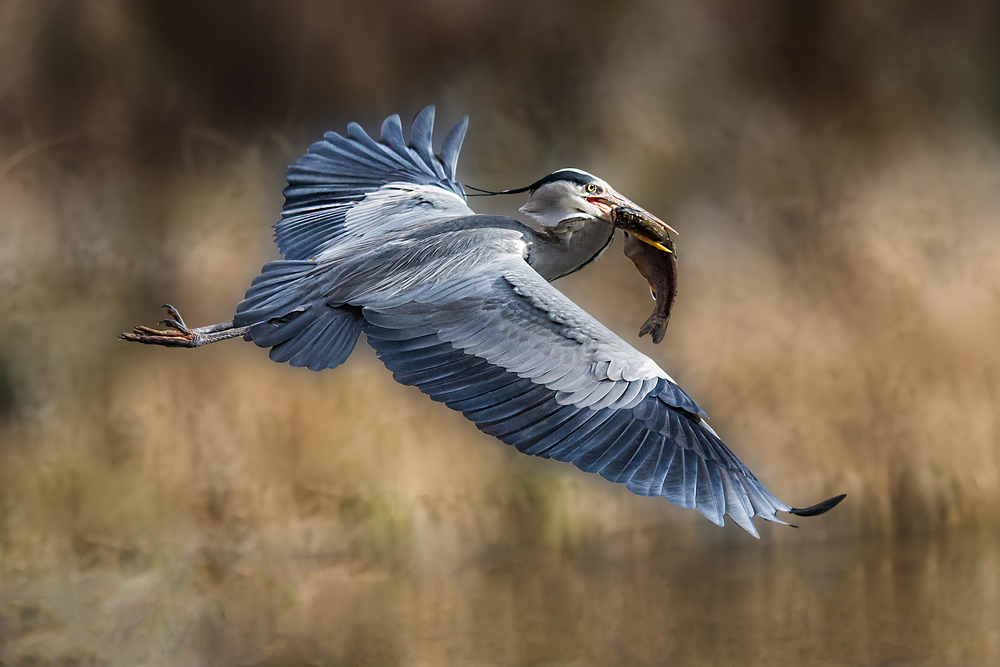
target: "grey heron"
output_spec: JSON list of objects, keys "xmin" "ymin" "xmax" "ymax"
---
[{"xmin": 121, "ymin": 106, "xmax": 844, "ymax": 537}]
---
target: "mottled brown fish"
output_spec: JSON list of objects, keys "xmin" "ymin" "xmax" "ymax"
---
[{"xmin": 614, "ymin": 206, "xmax": 678, "ymax": 344}]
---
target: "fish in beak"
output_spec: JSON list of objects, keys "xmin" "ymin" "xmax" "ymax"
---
[
  {"xmin": 590, "ymin": 192, "xmax": 678, "ymax": 253},
  {"xmin": 615, "ymin": 205, "xmax": 680, "ymax": 344}
]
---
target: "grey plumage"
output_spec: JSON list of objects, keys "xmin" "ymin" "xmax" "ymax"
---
[
  {"xmin": 277, "ymin": 106, "xmax": 471, "ymax": 261},
  {"xmin": 127, "ymin": 105, "xmax": 844, "ymax": 537}
]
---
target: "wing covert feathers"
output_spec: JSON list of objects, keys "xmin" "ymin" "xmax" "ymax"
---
[{"xmin": 276, "ymin": 105, "xmax": 472, "ymax": 261}]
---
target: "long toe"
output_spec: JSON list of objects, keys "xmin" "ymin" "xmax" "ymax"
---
[
  {"xmin": 120, "ymin": 325, "xmax": 196, "ymax": 347},
  {"xmin": 133, "ymin": 325, "xmax": 188, "ymax": 338}
]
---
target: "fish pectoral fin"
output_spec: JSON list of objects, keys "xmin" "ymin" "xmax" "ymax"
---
[{"xmin": 630, "ymin": 232, "xmax": 673, "ymax": 253}]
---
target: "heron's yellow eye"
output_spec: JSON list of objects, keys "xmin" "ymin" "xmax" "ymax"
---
[{"xmin": 585, "ymin": 183, "xmax": 598, "ymax": 194}]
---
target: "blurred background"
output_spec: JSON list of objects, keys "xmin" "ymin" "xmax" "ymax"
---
[{"xmin": 2, "ymin": 1, "xmax": 1000, "ymax": 665}]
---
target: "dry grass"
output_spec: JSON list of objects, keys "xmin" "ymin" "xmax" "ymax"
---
[{"xmin": 2, "ymin": 122, "xmax": 999, "ymax": 665}]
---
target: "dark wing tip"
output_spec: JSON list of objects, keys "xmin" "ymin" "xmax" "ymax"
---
[{"xmin": 788, "ymin": 493, "xmax": 847, "ymax": 517}]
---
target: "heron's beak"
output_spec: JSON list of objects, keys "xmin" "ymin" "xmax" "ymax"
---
[{"xmin": 588, "ymin": 190, "xmax": 678, "ymax": 252}]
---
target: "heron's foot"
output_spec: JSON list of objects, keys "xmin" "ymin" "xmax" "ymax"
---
[
  {"xmin": 120, "ymin": 304, "xmax": 200, "ymax": 347},
  {"xmin": 120, "ymin": 306, "xmax": 247, "ymax": 348}
]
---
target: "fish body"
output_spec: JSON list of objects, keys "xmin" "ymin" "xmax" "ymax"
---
[{"xmin": 614, "ymin": 206, "xmax": 678, "ymax": 344}]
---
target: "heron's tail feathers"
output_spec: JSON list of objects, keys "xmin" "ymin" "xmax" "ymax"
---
[{"xmin": 235, "ymin": 261, "xmax": 363, "ymax": 371}]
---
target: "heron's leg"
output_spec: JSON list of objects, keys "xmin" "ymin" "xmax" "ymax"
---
[{"xmin": 120, "ymin": 304, "xmax": 250, "ymax": 348}]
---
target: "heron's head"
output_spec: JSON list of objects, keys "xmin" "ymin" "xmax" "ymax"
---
[{"xmin": 517, "ymin": 168, "xmax": 677, "ymax": 249}]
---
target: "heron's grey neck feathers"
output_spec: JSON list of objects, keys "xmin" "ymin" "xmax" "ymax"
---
[
  {"xmin": 527, "ymin": 216, "xmax": 615, "ymax": 282},
  {"xmin": 513, "ymin": 179, "xmax": 614, "ymax": 280}
]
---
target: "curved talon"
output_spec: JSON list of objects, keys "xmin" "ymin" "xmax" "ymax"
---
[
  {"xmin": 158, "ymin": 318, "xmax": 189, "ymax": 333},
  {"xmin": 162, "ymin": 304, "xmax": 187, "ymax": 330}
]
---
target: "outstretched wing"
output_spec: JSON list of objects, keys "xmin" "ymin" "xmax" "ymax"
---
[
  {"xmin": 355, "ymin": 250, "xmax": 841, "ymax": 537},
  {"xmin": 276, "ymin": 105, "xmax": 474, "ymax": 261}
]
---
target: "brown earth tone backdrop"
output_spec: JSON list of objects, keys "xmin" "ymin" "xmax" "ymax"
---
[{"xmin": 2, "ymin": 1, "xmax": 1000, "ymax": 665}]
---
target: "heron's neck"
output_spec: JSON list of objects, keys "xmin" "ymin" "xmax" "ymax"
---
[{"xmin": 529, "ymin": 217, "xmax": 615, "ymax": 281}]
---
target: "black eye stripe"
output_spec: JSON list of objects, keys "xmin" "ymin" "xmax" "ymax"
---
[
  {"xmin": 526, "ymin": 170, "xmax": 597, "ymax": 192},
  {"xmin": 478, "ymin": 169, "xmax": 599, "ymax": 197}
]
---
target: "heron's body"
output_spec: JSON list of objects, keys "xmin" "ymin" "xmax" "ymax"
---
[{"xmin": 123, "ymin": 106, "xmax": 844, "ymax": 537}]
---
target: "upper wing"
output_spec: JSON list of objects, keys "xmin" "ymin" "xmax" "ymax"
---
[
  {"xmin": 355, "ymin": 254, "xmax": 840, "ymax": 537},
  {"xmin": 276, "ymin": 106, "xmax": 474, "ymax": 261}
]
